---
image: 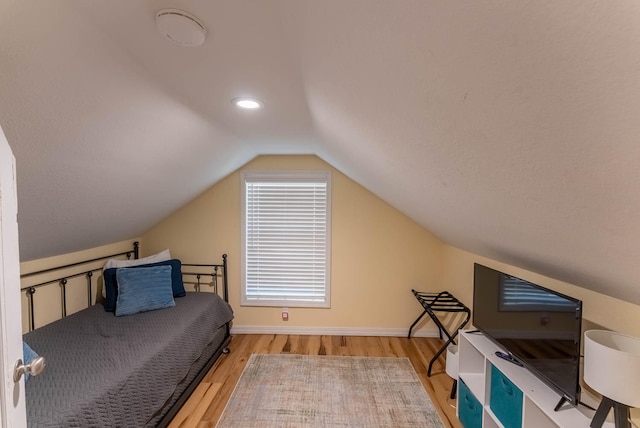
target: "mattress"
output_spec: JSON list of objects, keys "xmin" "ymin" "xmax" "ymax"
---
[{"xmin": 23, "ymin": 292, "xmax": 234, "ymax": 428}]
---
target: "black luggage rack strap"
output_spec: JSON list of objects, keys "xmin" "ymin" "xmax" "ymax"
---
[{"xmin": 408, "ymin": 290, "xmax": 471, "ymax": 376}]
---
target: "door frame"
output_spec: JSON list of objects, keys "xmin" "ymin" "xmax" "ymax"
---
[{"xmin": 0, "ymin": 125, "xmax": 27, "ymax": 427}]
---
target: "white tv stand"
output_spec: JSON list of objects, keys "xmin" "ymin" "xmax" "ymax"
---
[{"xmin": 457, "ymin": 330, "xmax": 613, "ymax": 428}]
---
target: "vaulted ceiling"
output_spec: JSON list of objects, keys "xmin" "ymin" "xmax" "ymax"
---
[{"xmin": 2, "ymin": 1, "xmax": 640, "ymax": 304}]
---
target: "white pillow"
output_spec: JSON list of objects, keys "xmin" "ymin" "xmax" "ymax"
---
[{"xmin": 101, "ymin": 249, "xmax": 171, "ymax": 298}]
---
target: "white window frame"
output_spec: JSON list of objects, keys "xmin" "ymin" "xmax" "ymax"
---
[{"xmin": 241, "ymin": 170, "xmax": 331, "ymax": 308}]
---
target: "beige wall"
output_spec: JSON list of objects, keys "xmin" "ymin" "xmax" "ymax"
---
[
  {"xmin": 143, "ymin": 155, "xmax": 445, "ymax": 333},
  {"xmin": 16, "ymin": 158, "xmax": 640, "ymax": 420},
  {"xmin": 19, "ymin": 155, "xmax": 640, "ymax": 338},
  {"xmin": 442, "ymin": 244, "xmax": 640, "ymax": 337},
  {"xmin": 17, "ymin": 167, "xmax": 640, "ymax": 423}
]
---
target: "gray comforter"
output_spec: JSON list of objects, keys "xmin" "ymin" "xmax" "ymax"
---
[{"xmin": 23, "ymin": 292, "xmax": 233, "ymax": 427}]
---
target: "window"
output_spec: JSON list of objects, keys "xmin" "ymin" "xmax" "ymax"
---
[{"xmin": 241, "ymin": 170, "xmax": 331, "ymax": 307}]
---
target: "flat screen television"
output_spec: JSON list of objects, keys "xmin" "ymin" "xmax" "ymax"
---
[{"xmin": 473, "ymin": 263, "xmax": 583, "ymax": 407}]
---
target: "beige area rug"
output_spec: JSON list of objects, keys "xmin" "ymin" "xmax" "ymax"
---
[{"xmin": 216, "ymin": 354, "xmax": 445, "ymax": 427}]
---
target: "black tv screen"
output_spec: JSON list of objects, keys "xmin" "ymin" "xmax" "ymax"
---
[{"xmin": 473, "ymin": 263, "xmax": 583, "ymax": 405}]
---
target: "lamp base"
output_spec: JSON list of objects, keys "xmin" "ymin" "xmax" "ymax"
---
[{"xmin": 590, "ymin": 396, "xmax": 630, "ymax": 428}]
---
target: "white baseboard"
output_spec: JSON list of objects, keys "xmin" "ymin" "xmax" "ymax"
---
[{"xmin": 230, "ymin": 325, "xmax": 441, "ymax": 337}]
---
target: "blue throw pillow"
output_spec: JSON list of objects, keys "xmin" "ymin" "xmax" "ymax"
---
[
  {"xmin": 115, "ymin": 265, "xmax": 175, "ymax": 317},
  {"xmin": 103, "ymin": 259, "xmax": 185, "ymax": 312},
  {"xmin": 23, "ymin": 341, "xmax": 38, "ymax": 381}
]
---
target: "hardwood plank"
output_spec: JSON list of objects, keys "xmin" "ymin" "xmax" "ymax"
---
[
  {"xmin": 331, "ymin": 335, "xmax": 348, "ymax": 355},
  {"xmin": 172, "ymin": 334, "xmax": 461, "ymax": 428},
  {"xmin": 406, "ymin": 338, "xmax": 460, "ymax": 427},
  {"xmin": 410, "ymin": 336, "xmax": 447, "ymax": 376},
  {"xmin": 265, "ymin": 333, "xmax": 289, "ymax": 353},
  {"xmin": 253, "ymin": 333, "xmax": 277, "ymax": 354},
  {"xmin": 304, "ymin": 334, "xmax": 317, "ymax": 354},
  {"xmin": 168, "ymin": 382, "xmax": 210, "ymax": 428},
  {"xmin": 169, "ymin": 382, "xmax": 222, "ymax": 428},
  {"xmin": 318, "ymin": 335, "xmax": 331, "ymax": 355}
]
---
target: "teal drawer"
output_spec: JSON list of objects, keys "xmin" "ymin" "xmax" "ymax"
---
[
  {"xmin": 458, "ymin": 378, "xmax": 482, "ymax": 428},
  {"xmin": 489, "ymin": 365, "xmax": 523, "ymax": 428}
]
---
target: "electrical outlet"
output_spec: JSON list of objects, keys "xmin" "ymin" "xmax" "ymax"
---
[{"xmin": 282, "ymin": 307, "xmax": 289, "ymax": 321}]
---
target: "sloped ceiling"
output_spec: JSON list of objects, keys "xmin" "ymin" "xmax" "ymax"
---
[{"xmin": 1, "ymin": 1, "xmax": 640, "ymax": 304}]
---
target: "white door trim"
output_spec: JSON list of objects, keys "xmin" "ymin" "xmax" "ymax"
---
[{"xmin": 0, "ymin": 125, "xmax": 27, "ymax": 427}]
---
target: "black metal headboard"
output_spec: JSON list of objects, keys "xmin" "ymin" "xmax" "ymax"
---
[
  {"xmin": 20, "ymin": 242, "xmax": 228, "ymax": 332},
  {"xmin": 20, "ymin": 242, "xmax": 139, "ymax": 331}
]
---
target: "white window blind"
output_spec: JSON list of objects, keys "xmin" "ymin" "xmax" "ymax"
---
[{"xmin": 241, "ymin": 171, "xmax": 331, "ymax": 307}]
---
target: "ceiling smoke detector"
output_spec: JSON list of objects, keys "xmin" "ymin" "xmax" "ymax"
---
[{"xmin": 155, "ymin": 9, "xmax": 206, "ymax": 47}]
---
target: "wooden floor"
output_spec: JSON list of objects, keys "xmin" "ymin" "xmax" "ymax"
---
[{"xmin": 168, "ymin": 334, "xmax": 462, "ymax": 428}]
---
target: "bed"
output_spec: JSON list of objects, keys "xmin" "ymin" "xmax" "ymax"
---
[{"xmin": 20, "ymin": 242, "xmax": 233, "ymax": 427}]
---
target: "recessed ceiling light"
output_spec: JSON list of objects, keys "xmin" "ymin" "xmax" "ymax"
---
[{"xmin": 233, "ymin": 98, "xmax": 264, "ymax": 110}]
